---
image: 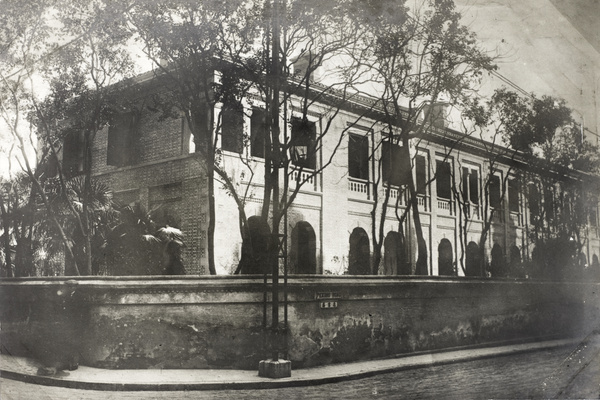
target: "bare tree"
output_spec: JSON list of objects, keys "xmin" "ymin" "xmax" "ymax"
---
[{"xmin": 346, "ymin": 0, "xmax": 496, "ymax": 274}]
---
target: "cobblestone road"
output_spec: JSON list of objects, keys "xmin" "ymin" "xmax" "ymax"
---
[{"xmin": 1, "ymin": 345, "xmax": 597, "ymax": 399}]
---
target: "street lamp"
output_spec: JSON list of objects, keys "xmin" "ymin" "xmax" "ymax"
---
[
  {"xmin": 258, "ymin": 0, "xmax": 292, "ymax": 379},
  {"xmin": 290, "ymin": 145, "xmax": 307, "ymax": 163}
]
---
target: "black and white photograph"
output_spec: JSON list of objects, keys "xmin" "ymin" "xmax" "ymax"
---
[{"xmin": 0, "ymin": 0, "xmax": 599, "ymax": 398}]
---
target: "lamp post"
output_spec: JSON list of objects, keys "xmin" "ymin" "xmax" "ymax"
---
[{"xmin": 258, "ymin": 0, "xmax": 292, "ymax": 379}]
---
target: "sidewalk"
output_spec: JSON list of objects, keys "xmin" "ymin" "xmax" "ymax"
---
[{"xmin": 0, "ymin": 338, "xmax": 586, "ymax": 391}]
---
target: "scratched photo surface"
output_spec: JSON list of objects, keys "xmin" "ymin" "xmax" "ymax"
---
[{"xmin": 1, "ymin": 0, "xmax": 599, "ymax": 398}]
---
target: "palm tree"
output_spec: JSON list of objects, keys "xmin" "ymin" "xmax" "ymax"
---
[{"xmin": 103, "ymin": 203, "xmax": 186, "ymax": 275}]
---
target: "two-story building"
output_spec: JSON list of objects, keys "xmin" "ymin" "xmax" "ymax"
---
[{"xmin": 75, "ymin": 73, "xmax": 600, "ymax": 277}]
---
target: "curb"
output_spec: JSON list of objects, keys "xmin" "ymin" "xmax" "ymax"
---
[{"xmin": 0, "ymin": 339, "xmax": 578, "ymax": 391}]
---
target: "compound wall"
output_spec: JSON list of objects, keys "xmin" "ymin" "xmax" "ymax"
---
[{"xmin": 1, "ymin": 276, "xmax": 598, "ymax": 370}]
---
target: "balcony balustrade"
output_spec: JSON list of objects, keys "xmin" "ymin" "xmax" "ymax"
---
[
  {"xmin": 437, "ymin": 198, "xmax": 454, "ymax": 215},
  {"xmin": 509, "ymin": 211, "xmax": 522, "ymax": 226},
  {"xmin": 417, "ymin": 194, "xmax": 429, "ymax": 212},
  {"xmin": 491, "ymin": 208, "xmax": 504, "ymax": 223},
  {"xmin": 348, "ymin": 177, "xmax": 370, "ymax": 200},
  {"xmin": 290, "ymin": 166, "xmax": 319, "ymax": 191}
]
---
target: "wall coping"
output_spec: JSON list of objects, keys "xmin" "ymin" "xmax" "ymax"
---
[{"xmin": 0, "ymin": 275, "xmax": 594, "ymax": 284}]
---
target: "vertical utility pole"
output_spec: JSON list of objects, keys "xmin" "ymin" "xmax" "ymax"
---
[
  {"xmin": 270, "ymin": 0, "xmax": 281, "ymax": 363},
  {"xmin": 259, "ymin": 0, "xmax": 292, "ymax": 378}
]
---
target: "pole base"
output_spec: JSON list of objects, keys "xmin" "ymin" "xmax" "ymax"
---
[{"xmin": 258, "ymin": 359, "xmax": 292, "ymax": 378}]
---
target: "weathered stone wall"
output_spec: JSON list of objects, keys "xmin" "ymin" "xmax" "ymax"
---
[{"xmin": 1, "ymin": 277, "xmax": 598, "ymax": 370}]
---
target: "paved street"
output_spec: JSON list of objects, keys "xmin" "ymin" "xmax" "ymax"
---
[{"xmin": 2, "ymin": 343, "xmax": 598, "ymax": 399}]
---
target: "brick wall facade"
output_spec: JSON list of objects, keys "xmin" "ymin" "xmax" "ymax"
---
[{"xmin": 92, "ymin": 111, "xmax": 208, "ymax": 275}]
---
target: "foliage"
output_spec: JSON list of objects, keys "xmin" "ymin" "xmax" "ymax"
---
[
  {"xmin": 99, "ymin": 202, "xmax": 186, "ymax": 276},
  {"xmin": 459, "ymin": 88, "xmax": 600, "ymax": 281}
]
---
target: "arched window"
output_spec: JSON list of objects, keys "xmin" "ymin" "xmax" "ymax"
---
[
  {"xmin": 438, "ymin": 239, "xmax": 454, "ymax": 276},
  {"xmin": 239, "ymin": 216, "xmax": 270, "ymax": 275},
  {"xmin": 384, "ymin": 231, "xmax": 409, "ymax": 275},
  {"xmin": 465, "ymin": 241, "xmax": 481, "ymax": 277},
  {"xmin": 490, "ymin": 243, "xmax": 506, "ymax": 277},
  {"xmin": 291, "ymin": 221, "xmax": 317, "ymax": 274},
  {"xmin": 349, "ymin": 228, "xmax": 370, "ymax": 275}
]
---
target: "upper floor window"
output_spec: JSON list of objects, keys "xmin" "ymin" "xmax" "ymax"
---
[
  {"xmin": 462, "ymin": 167, "xmax": 479, "ymax": 205},
  {"xmin": 508, "ymin": 179, "xmax": 520, "ymax": 213},
  {"xmin": 382, "ymin": 140, "xmax": 410, "ymax": 186},
  {"xmin": 250, "ymin": 108, "xmax": 267, "ymax": 159},
  {"xmin": 436, "ymin": 159, "xmax": 452, "ymax": 200},
  {"xmin": 528, "ymin": 183, "xmax": 540, "ymax": 221},
  {"xmin": 489, "ymin": 174, "xmax": 502, "ymax": 209},
  {"xmin": 590, "ymin": 196, "xmax": 599, "ymax": 227},
  {"xmin": 291, "ymin": 117, "xmax": 316, "ymax": 170},
  {"xmin": 416, "ymin": 154, "xmax": 428, "ymax": 195},
  {"xmin": 63, "ymin": 131, "xmax": 84, "ymax": 177},
  {"xmin": 348, "ymin": 134, "xmax": 369, "ymax": 180},
  {"xmin": 220, "ymin": 100, "xmax": 244, "ymax": 154},
  {"xmin": 107, "ymin": 112, "xmax": 138, "ymax": 168},
  {"xmin": 543, "ymin": 186, "xmax": 555, "ymax": 222}
]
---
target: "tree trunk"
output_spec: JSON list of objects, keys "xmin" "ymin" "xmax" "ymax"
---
[
  {"xmin": 207, "ymin": 162, "xmax": 217, "ymax": 275},
  {"xmin": 0, "ymin": 199, "xmax": 12, "ymax": 277},
  {"xmin": 403, "ymin": 145, "xmax": 428, "ymax": 275},
  {"xmin": 205, "ymin": 113, "xmax": 217, "ymax": 275},
  {"xmin": 81, "ymin": 134, "xmax": 94, "ymax": 276}
]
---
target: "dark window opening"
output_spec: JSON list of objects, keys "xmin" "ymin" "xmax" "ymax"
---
[
  {"xmin": 39, "ymin": 149, "xmax": 59, "ymax": 178},
  {"xmin": 528, "ymin": 184, "xmax": 540, "ymax": 221},
  {"xmin": 416, "ymin": 155, "xmax": 427, "ymax": 195},
  {"xmin": 544, "ymin": 187, "xmax": 554, "ymax": 222},
  {"xmin": 436, "ymin": 160, "xmax": 452, "ymax": 200},
  {"xmin": 489, "ymin": 174, "xmax": 501, "ymax": 209},
  {"xmin": 462, "ymin": 167, "xmax": 479, "ymax": 205},
  {"xmin": 250, "ymin": 108, "xmax": 267, "ymax": 158},
  {"xmin": 462, "ymin": 168, "xmax": 469, "ymax": 203},
  {"xmin": 107, "ymin": 112, "xmax": 138, "ymax": 168},
  {"xmin": 508, "ymin": 179, "xmax": 520, "ymax": 213},
  {"xmin": 348, "ymin": 134, "xmax": 369, "ymax": 180},
  {"xmin": 469, "ymin": 169, "xmax": 479, "ymax": 204},
  {"xmin": 221, "ymin": 101, "xmax": 244, "ymax": 154},
  {"xmin": 590, "ymin": 197, "xmax": 598, "ymax": 226},
  {"xmin": 113, "ymin": 189, "xmax": 139, "ymax": 207},
  {"xmin": 291, "ymin": 117, "xmax": 317, "ymax": 170},
  {"xmin": 63, "ymin": 131, "xmax": 84, "ymax": 178},
  {"xmin": 382, "ymin": 141, "xmax": 410, "ymax": 186},
  {"xmin": 190, "ymin": 103, "xmax": 210, "ymax": 154}
]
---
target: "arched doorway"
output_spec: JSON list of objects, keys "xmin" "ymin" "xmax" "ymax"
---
[
  {"xmin": 384, "ymin": 231, "xmax": 409, "ymax": 275},
  {"xmin": 239, "ymin": 216, "xmax": 270, "ymax": 274},
  {"xmin": 291, "ymin": 221, "xmax": 317, "ymax": 274},
  {"xmin": 465, "ymin": 241, "xmax": 481, "ymax": 277},
  {"xmin": 591, "ymin": 254, "xmax": 600, "ymax": 281},
  {"xmin": 438, "ymin": 239, "xmax": 454, "ymax": 276},
  {"xmin": 490, "ymin": 243, "xmax": 506, "ymax": 277},
  {"xmin": 509, "ymin": 245, "xmax": 522, "ymax": 277},
  {"xmin": 349, "ymin": 227, "xmax": 370, "ymax": 275}
]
